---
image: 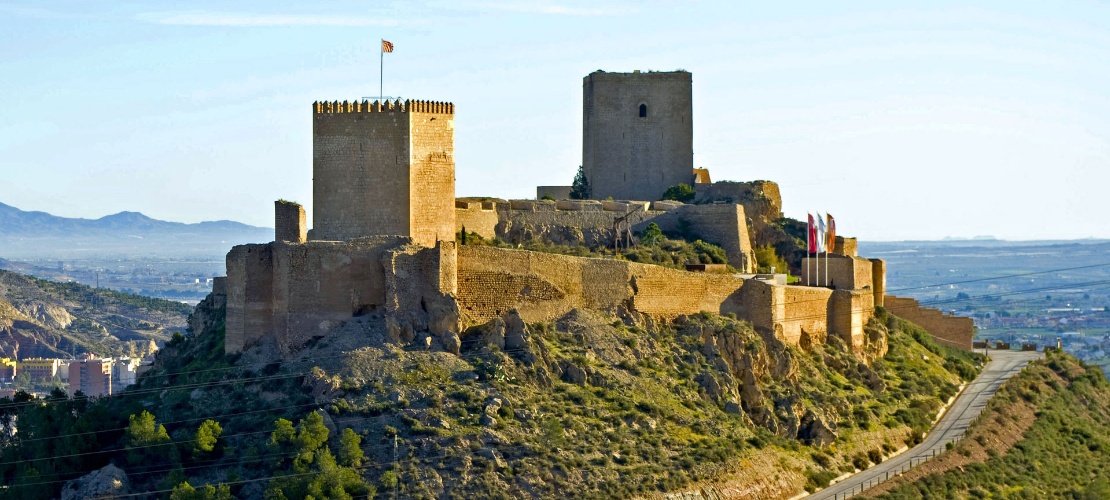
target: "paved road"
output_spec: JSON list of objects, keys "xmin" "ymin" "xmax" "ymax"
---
[{"xmin": 809, "ymin": 350, "xmax": 1043, "ymax": 500}]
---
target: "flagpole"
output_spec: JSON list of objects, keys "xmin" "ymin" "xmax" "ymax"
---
[
  {"xmin": 815, "ymin": 212, "xmax": 820, "ymax": 288},
  {"xmin": 808, "ymin": 213, "xmax": 816, "ymax": 284},
  {"xmin": 380, "ymin": 39, "xmax": 384, "ymax": 101}
]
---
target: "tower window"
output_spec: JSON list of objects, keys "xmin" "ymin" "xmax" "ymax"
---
[{"xmin": 639, "ymin": 104, "xmax": 647, "ymax": 118}]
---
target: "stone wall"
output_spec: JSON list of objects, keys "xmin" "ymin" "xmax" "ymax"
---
[
  {"xmin": 536, "ymin": 186, "xmax": 573, "ymax": 200},
  {"xmin": 311, "ymin": 99, "xmax": 455, "ymax": 247},
  {"xmin": 884, "ymin": 295, "xmax": 974, "ymax": 350},
  {"xmin": 225, "ymin": 236, "xmax": 458, "ymax": 354},
  {"xmin": 457, "ymin": 245, "xmax": 869, "ymax": 351},
  {"xmin": 457, "ymin": 245, "xmax": 747, "ymax": 324},
  {"xmin": 455, "ymin": 204, "xmax": 499, "ymax": 240},
  {"xmin": 800, "ymin": 254, "xmax": 873, "ymax": 290},
  {"xmin": 582, "ymin": 71, "xmax": 693, "ymax": 201},
  {"xmin": 466, "ymin": 202, "xmax": 756, "ymax": 272},
  {"xmin": 225, "ymin": 244, "xmax": 274, "ymax": 353},
  {"xmin": 274, "ymin": 200, "xmax": 307, "ymax": 243}
]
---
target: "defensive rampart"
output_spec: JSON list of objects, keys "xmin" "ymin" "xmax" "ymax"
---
[
  {"xmin": 226, "ymin": 237, "xmax": 458, "ymax": 355},
  {"xmin": 884, "ymin": 296, "xmax": 974, "ymax": 350},
  {"xmin": 456, "ymin": 201, "xmax": 757, "ymax": 273},
  {"xmin": 457, "ymin": 246, "xmax": 870, "ymax": 350}
]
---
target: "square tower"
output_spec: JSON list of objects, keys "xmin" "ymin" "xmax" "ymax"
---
[
  {"xmin": 582, "ymin": 70, "xmax": 693, "ymax": 201},
  {"xmin": 312, "ymin": 99, "xmax": 456, "ymax": 247}
]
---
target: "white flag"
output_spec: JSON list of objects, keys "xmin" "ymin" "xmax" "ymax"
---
[{"xmin": 816, "ymin": 213, "xmax": 826, "ymax": 253}]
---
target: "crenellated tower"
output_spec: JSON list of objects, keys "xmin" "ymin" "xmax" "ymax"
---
[{"xmin": 312, "ymin": 99, "xmax": 456, "ymax": 246}]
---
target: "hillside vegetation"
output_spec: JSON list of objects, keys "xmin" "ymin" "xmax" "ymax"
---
[
  {"xmin": 867, "ymin": 350, "xmax": 1110, "ymax": 499},
  {"xmin": 0, "ymin": 269, "xmax": 189, "ymax": 359},
  {"xmin": 0, "ymin": 299, "xmax": 985, "ymax": 498}
]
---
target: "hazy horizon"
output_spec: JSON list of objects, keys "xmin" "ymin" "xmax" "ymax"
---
[{"xmin": 2, "ymin": 1, "xmax": 1108, "ymax": 241}]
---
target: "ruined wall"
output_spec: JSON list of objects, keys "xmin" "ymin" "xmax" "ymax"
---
[
  {"xmin": 275, "ymin": 200, "xmax": 307, "ymax": 243},
  {"xmin": 472, "ymin": 202, "xmax": 756, "ymax": 272},
  {"xmin": 870, "ymin": 259, "xmax": 886, "ymax": 307},
  {"xmin": 536, "ymin": 186, "xmax": 573, "ymax": 200},
  {"xmin": 582, "ymin": 71, "xmax": 693, "ymax": 201},
  {"xmin": 800, "ymin": 255, "xmax": 873, "ymax": 290},
  {"xmin": 455, "ymin": 202, "xmax": 499, "ymax": 240},
  {"xmin": 456, "ymin": 245, "xmax": 748, "ymax": 325},
  {"xmin": 269, "ymin": 238, "xmax": 401, "ymax": 353},
  {"xmin": 225, "ymin": 236, "xmax": 458, "ymax": 354},
  {"xmin": 830, "ymin": 290, "xmax": 874, "ymax": 352},
  {"xmin": 312, "ymin": 100, "xmax": 455, "ymax": 246},
  {"xmin": 665, "ymin": 204, "xmax": 755, "ymax": 273},
  {"xmin": 225, "ymin": 244, "xmax": 274, "ymax": 353},
  {"xmin": 885, "ymin": 295, "xmax": 974, "ymax": 350}
]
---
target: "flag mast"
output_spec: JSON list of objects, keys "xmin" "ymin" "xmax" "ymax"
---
[
  {"xmin": 380, "ymin": 39, "xmax": 394, "ymax": 101},
  {"xmin": 806, "ymin": 214, "xmax": 811, "ymax": 286}
]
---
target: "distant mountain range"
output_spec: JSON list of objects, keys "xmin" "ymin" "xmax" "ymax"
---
[{"xmin": 0, "ymin": 201, "xmax": 273, "ymax": 258}]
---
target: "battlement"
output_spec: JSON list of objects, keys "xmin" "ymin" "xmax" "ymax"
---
[{"xmin": 313, "ymin": 99, "xmax": 455, "ymax": 115}]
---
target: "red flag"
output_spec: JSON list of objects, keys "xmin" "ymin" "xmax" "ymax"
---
[
  {"xmin": 826, "ymin": 214, "xmax": 836, "ymax": 252},
  {"xmin": 807, "ymin": 213, "xmax": 817, "ymax": 254},
  {"xmin": 381, "ymin": 40, "xmax": 394, "ymax": 53}
]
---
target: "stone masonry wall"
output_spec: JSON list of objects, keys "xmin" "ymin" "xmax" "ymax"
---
[
  {"xmin": 885, "ymin": 295, "xmax": 974, "ymax": 350},
  {"xmin": 225, "ymin": 244, "xmax": 274, "ymax": 353},
  {"xmin": 800, "ymin": 255, "xmax": 873, "ymax": 290},
  {"xmin": 467, "ymin": 202, "xmax": 756, "ymax": 272},
  {"xmin": 225, "ymin": 235, "xmax": 457, "ymax": 354},
  {"xmin": 275, "ymin": 200, "xmax": 307, "ymax": 243},
  {"xmin": 583, "ymin": 71, "xmax": 693, "ymax": 201},
  {"xmin": 455, "ymin": 204, "xmax": 499, "ymax": 240}
]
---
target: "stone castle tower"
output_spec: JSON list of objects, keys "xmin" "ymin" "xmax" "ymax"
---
[
  {"xmin": 312, "ymin": 99, "xmax": 456, "ymax": 246},
  {"xmin": 582, "ymin": 70, "xmax": 693, "ymax": 201}
]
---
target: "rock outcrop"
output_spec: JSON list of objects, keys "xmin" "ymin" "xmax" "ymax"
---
[{"xmin": 61, "ymin": 464, "xmax": 131, "ymax": 500}]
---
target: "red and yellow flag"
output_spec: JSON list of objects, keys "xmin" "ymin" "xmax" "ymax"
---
[
  {"xmin": 826, "ymin": 214, "xmax": 836, "ymax": 252},
  {"xmin": 381, "ymin": 40, "xmax": 394, "ymax": 53}
]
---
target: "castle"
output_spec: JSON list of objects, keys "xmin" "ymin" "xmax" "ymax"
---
[{"xmin": 216, "ymin": 71, "xmax": 973, "ymax": 358}]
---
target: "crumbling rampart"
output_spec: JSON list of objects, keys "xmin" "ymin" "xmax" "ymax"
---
[
  {"xmin": 225, "ymin": 237, "xmax": 458, "ymax": 355},
  {"xmin": 884, "ymin": 296, "xmax": 974, "ymax": 350},
  {"xmin": 457, "ymin": 245, "xmax": 871, "ymax": 351},
  {"xmin": 455, "ymin": 200, "xmax": 757, "ymax": 273}
]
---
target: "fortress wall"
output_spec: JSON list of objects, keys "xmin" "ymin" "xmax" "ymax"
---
[
  {"xmin": 455, "ymin": 206, "xmax": 499, "ymax": 240},
  {"xmin": 225, "ymin": 244, "xmax": 274, "ymax": 354},
  {"xmin": 409, "ymin": 108, "xmax": 456, "ymax": 247},
  {"xmin": 668, "ymin": 204, "xmax": 756, "ymax": 273},
  {"xmin": 628, "ymin": 269, "xmax": 746, "ymax": 317},
  {"xmin": 275, "ymin": 201, "xmax": 307, "ymax": 243},
  {"xmin": 537, "ymin": 186, "xmax": 573, "ymax": 200},
  {"xmin": 270, "ymin": 239, "xmax": 398, "ymax": 352},
  {"xmin": 870, "ymin": 259, "xmax": 886, "ymax": 307},
  {"xmin": 483, "ymin": 203, "xmax": 755, "ymax": 271},
  {"xmin": 885, "ymin": 295, "xmax": 974, "ymax": 350},
  {"xmin": 456, "ymin": 245, "xmax": 747, "ymax": 325},
  {"xmin": 776, "ymin": 285, "xmax": 834, "ymax": 347},
  {"xmin": 831, "ymin": 290, "xmax": 874, "ymax": 352},
  {"xmin": 800, "ymin": 255, "xmax": 873, "ymax": 290}
]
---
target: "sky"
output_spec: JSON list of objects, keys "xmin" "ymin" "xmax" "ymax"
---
[{"xmin": 1, "ymin": 1, "xmax": 1109, "ymax": 241}]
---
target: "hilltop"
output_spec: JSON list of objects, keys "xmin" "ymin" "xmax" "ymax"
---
[
  {"xmin": 0, "ymin": 298, "xmax": 984, "ymax": 499},
  {"xmin": 0, "ymin": 269, "xmax": 190, "ymax": 359},
  {"xmin": 0, "ymin": 201, "xmax": 272, "ymax": 259}
]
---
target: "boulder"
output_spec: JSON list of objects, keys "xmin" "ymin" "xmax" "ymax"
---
[{"xmin": 61, "ymin": 464, "xmax": 130, "ymax": 500}]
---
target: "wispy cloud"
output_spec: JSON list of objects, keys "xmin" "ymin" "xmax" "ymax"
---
[
  {"xmin": 453, "ymin": 1, "xmax": 633, "ymax": 17},
  {"xmin": 135, "ymin": 11, "xmax": 401, "ymax": 27}
]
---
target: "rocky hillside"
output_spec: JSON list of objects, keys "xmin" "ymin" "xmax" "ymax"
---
[
  {"xmin": 0, "ymin": 297, "xmax": 985, "ymax": 499},
  {"xmin": 864, "ymin": 350, "xmax": 1110, "ymax": 499},
  {"xmin": 0, "ymin": 269, "xmax": 190, "ymax": 358}
]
